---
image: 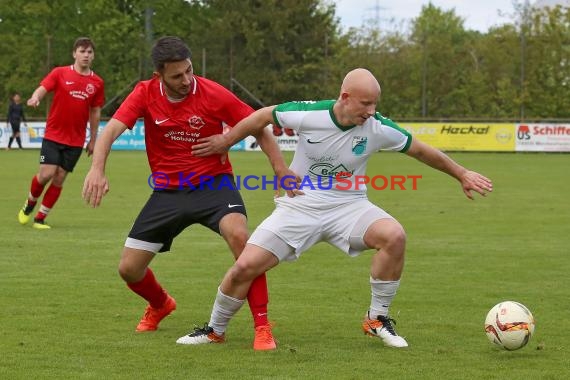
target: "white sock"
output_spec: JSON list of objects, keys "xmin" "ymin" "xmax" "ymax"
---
[
  {"xmin": 369, "ymin": 278, "xmax": 400, "ymax": 319},
  {"xmin": 209, "ymin": 287, "xmax": 245, "ymax": 335}
]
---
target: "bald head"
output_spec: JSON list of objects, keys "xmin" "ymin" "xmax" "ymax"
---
[
  {"xmin": 340, "ymin": 68, "xmax": 381, "ymax": 98},
  {"xmin": 333, "ymin": 68, "xmax": 381, "ymax": 126}
]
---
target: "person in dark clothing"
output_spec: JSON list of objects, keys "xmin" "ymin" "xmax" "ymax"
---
[{"xmin": 6, "ymin": 92, "xmax": 27, "ymax": 149}]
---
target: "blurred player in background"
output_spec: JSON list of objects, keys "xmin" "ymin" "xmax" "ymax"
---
[
  {"xmin": 82, "ymin": 36, "xmax": 294, "ymax": 350},
  {"xmin": 177, "ymin": 68, "xmax": 493, "ymax": 349},
  {"xmin": 6, "ymin": 92, "xmax": 27, "ymax": 150},
  {"xmin": 18, "ymin": 37, "xmax": 104, "ymax": 229}
]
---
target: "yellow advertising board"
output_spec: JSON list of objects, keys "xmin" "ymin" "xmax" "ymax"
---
[{"xmin": 399, "ymin": 123, "xmax": 516, "ymax": 151}]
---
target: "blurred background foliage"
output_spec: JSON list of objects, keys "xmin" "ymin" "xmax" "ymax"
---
[{"xmin": 0, "ymin": 0, "xmax": 568, "ymax": 120}]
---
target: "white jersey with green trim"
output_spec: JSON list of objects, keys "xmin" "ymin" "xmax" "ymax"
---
[{"xmin": 272, "ymin": 100, "xmax": 412, "ymax": 203}]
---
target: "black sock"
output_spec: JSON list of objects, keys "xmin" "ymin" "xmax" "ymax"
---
[
  {"xmin": 16, "ymin": 137, "xmax": 22, "ymax": 148},
  {"xmin": 8, "ymin": 137, "xmax": 13, "ymax": 148}
]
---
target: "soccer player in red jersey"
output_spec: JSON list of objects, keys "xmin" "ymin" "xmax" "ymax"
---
[
  {"xmin": 19, "ymin": 37, "xmax": 104, "ymax": 229},
  {"xmin": 82, "ymin": 36, "xmax": 294, "ymax": 350}
]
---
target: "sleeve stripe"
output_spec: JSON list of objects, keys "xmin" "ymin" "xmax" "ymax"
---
[
  {"xmin": 400, "ymin": 134, "xmax": 412, "ymax": 153},
  {"xmin": 271, "ymin": 108, "xmax": 283, "ymax": 128}
]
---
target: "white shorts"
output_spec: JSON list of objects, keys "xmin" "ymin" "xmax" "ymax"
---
[{"xmin": 248, "ymin": 196, "xmax": 394, "ymax": 262}]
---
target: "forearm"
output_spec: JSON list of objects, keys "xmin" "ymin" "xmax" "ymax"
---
[
  {"xmin": 223, "ymin": 106, "xmax": 275, "ymax": 148},
  {"xmin": 31, "ymin": 86, "xmax": 47, "ymax": 102},
  {"xmin": 428, "ymin": 152, "xmax": 467, "ymax": 181},
  {"xmin": 408, "ymin": 140, "xmax": 466, "ymax": 181},
  {"xmin": 255, "ymin": 127, "xmax": 288, "ymax": 175}
]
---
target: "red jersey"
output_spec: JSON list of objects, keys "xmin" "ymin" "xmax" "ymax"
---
[
  {"xmin": 41, "ymin": 65, "xmax": 105, "ymax": 147},
  {"xmin": 112, "ymin": 75, "xmax": 254, "ymax": 189}
]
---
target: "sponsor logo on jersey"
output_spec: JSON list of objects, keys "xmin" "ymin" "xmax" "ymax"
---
[
  {"xmin": 308, "ymin": 163, "xmax": 353, "ymax": 179},
  {"xmin": 155, "ymin": 118, "xmax": 170, "ymax": 125},
  {"xmin": 188, "ymin": 115, "xmax": 205, "ymax": 130},
  {"xmin": 352, "ymin": 136, "xmax": 367, "ymax": 156}
]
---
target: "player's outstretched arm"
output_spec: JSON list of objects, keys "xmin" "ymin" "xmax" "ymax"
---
[
  {"xmin": 193, "ymin": 106, "xmax": 302, "ymax": 197},
  {"xmin": 254, "ymin": 125, "xmax": 303, "ymax": 198},
  {"xmin": 27, "ymin": 86, "xmax": 47, "ymax": 107},
  {"xmin": 405, "ymin": 139, "xmax": 493, "ymax": 200},
  {"xmin": 192, "ymin": 106, "xmax": 277, "ymax": 156},
  {"xmin": 82, "ymin": 118, "xmax": 128, "ymax": 207}
]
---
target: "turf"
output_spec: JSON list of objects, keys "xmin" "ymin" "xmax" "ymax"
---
[{"xmin": 0, "ymin": 149, "xmax": 568, "ymax": 379}]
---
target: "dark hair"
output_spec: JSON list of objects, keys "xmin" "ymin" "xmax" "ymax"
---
[
  {"xmin": 73, "ymin": 37, "xmax": 95, "ymax": 51},
  {"xmin": 10, "ymin": 92, "xmax": 20, "ymax": 103},
  {"xmin": 151, "ymin": 36, "xmax": 192, "ymax": 72}
]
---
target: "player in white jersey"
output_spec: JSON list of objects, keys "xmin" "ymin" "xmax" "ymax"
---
[{"xmin": 177, "ymin": 68, "xmax": 493, "ymax": 349}]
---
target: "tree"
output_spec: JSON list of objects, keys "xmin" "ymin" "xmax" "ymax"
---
[
  {"xmin": 410, "ymin": 4, "xmax": 473, "ymax": 118},
  {"xmin": 184, "ymin": 0, "xmax": 346, "ymax": 106},
  {"xmin": 1, "ymin": 0, "xmax": 568, "ymax": 121},
  {"xmin": 0, "ymin": 0, "xmax": 83, "ymax": 117},
  {"xmin": 475, "ymin": 25, "xmax": 522, "ymax": 118},
  {"xmin": 524, "ymin": 4, "xmax": 570, "ymax": 118}
]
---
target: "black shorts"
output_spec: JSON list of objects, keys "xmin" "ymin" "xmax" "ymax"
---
[
  {"xmin": 9, "ymin": 121, "xmax": 21, "ymax": 134},
  {"xmin": 127, "ymin": 174, "xmax": 247, "ymax": 253},
  {"xmin": 40, "ymin": 139, "xmax": 83, "ymax": 173}
]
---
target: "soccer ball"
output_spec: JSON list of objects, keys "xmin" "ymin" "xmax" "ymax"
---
[{"xmin": 484, "ymin": 301, "xmax": 535, "ymax": 350}]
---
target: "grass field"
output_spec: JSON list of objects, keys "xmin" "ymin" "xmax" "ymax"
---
[{"xmin": 1, "ymin": 149, "xmax": 569, "ymax": 379}]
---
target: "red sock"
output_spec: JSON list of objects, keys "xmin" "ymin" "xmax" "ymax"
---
[
  {"xmin": 28, "ymin": 175, "xmax": 45, "ymax": 207},
  {"xmin": 127, "ymin": 268, "xmax": 167, "ymax": 308},
  {"xmin": 247, "ymin": 273, "xmax": 269, "ymax": 327},
  {"xmin": 35, "ymin": 184, "xmax": 62, "ymax": 221}
]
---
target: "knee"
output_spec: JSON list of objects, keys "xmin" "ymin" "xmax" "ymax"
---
[
  {"xmin": 367, "ymin": 224, "xmax": 407, "ymax": 253},
  {"xmin": 52, "ymin": 172, "xmax": 67, "ymax": 187},
  {"xmin": 227, "ymin": 260, "xmax": 257, "ymax": 285},
  {"xmin": 117, "ymin": 263, "xmax": 132, "ymax": 282},
  {"xmin": 36, "ymin": 173, "xmax": 52, "ymax": 185},
  {"xmin": 51, "ymin": 178, "xmax": 64, "ymax": 187},
  {"xmin": 388, "ymin": 227, "xmax": 406, "ymax": 251},
  {"xmin": 118, "ymin": 261, "xmax": 145, "ymax": 283}
]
